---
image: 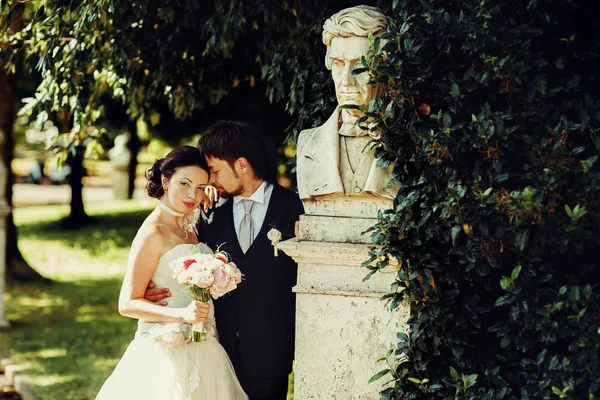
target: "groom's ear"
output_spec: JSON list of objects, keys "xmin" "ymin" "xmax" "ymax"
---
[{"xmin": 235, "ymin": 157, "xmax": 250, "ymax": 174}]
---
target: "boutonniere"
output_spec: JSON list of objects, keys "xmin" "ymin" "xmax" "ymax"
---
[{"xmin": 267, "ymin": 227, "xmax": 283, "ymax": 256}]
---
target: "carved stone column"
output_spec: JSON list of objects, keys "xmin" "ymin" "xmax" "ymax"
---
[
  {"xmin": 285, "ymin": 5, "xmax": 409, "ymax": 398},
  {"xmin": 278, "ymin": 196, "xmax": 408, "ymax": 399}
]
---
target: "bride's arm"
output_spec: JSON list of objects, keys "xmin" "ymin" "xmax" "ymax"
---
[{"xmin": 117, "ymin": 227, "xmax": 209, "ymax": 323}]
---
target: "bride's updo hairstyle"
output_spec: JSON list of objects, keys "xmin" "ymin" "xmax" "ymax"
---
[{"xmin": 145, "ymin": 146, "xmax": 209, "ymax": 199}]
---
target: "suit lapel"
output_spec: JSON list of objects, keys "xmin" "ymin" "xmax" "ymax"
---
[
  {"xmin": 258, "ymin": 184, "xmax": 287, "ymax": 237},
  {"xmin": 211, "ymin": 198, "xmax": 243, "ymax": 254}
]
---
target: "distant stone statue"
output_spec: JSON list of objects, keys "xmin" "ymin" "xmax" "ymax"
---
[
  {"xmin": 108, "ymin": 133, "xmax": 131, "ymax": 200},
  {"xmin": 296, "ymin": 5, "xmax": 399, "ymax": 200}
]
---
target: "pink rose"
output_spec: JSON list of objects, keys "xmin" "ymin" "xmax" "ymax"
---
[
  {"xmin": 212, "ymin": 266, "xmax": 230, "ymax": 290},
  {"xmin": 209, "ymin": 285, "xmax": 227, "ymax": 299},
  {"xmin": 226, "ymin": 277, "xmax": 238, "ymax": 292},
  {"xmin": 194, "ymin": 270, "xmax": 215, "ymax": 288},
  {"xmin": 228, "ymin": 263, "xmax": 242, "ymax": 284}
]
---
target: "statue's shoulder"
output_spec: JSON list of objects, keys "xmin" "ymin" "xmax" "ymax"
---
[
  {"xmin": 297, "ymin": 124, "xmax": 325, "ymax": 149},
  {"xmin": 299, "ymin": 125, "xmax": 321, "ymax": 139}
]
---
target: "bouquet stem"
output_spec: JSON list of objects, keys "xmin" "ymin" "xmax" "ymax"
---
[
  {"xmin": 188, "ymin": 288, "xmax": 211, "ymax": 343},
  {"xmin": 190, "ymin": 322, "xmax": 204, "ymax": 342}
]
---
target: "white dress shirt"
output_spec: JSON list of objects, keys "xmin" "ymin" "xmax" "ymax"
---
[{"xmin": 233, "ymin": 181, "xmax": 273, "ymax": 243}]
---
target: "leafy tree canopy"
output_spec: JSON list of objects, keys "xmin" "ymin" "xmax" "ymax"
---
[{"xmin": 0, "ymin": 0, "xmax": 339, "ymax": 150}]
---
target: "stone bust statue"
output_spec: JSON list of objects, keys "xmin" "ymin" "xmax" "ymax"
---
[
  {"xmin": 296, "ymin": 5, "xmax": 399, "ymax": 200},
  {"xmin": 108, "ymin": 133, "xmax": 131, "ymax": 168}
]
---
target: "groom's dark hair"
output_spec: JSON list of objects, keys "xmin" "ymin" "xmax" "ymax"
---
[{"xmin": 198, "ymin": 120, "xmax": 277, "ymax": 183}]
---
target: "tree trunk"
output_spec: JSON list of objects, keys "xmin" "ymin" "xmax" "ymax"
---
[
  {"xmin": 60, "ymin": 146, "xmax": 95, "ymax": 229},
  {"xmin": 0, "ymin": 17, "xmax": 46, "ymax": 282},
  {"xmin": 127, "ymin": 120, "xmax": 141, "ymax": 199}
]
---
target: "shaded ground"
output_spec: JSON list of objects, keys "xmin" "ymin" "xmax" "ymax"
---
[
  {"xmin": 0, "ymin": 388, "xmax": 22, "ymax": 400},
  {"xmin": 1, "ymin": 278, "xmax": 137, "ymax": 400}
]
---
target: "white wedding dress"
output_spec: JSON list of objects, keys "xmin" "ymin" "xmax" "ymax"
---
[{"xmin": 96, "ymin": 243, "xmax": 247, "ymax": 400}]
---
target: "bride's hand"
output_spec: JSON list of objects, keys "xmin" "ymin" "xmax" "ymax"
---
[
  {"xmin": 181, "ymin": 301, "xmax": 210, "ymax": 324},
  {"xmin": 202, "ymin": 185, "xmax": 219, "ymax": 213}
]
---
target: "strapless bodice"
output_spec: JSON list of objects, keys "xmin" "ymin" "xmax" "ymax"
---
[{"xmin": 135, "ymin": 243, "xmax": 217, "ymax": 341}]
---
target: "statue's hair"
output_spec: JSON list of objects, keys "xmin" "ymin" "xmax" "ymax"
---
[{"xmin": 322, "ymin": 6, "xmax": 388, "ymax": 69}]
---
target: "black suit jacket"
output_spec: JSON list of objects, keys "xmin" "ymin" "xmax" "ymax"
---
[{"xmin": 200, "ymin": 184, "xmax": 304, "ymax": 379}]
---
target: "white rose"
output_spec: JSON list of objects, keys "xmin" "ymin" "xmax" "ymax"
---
[
  {"xmin": 267, "ymin": 228, "xmax": 283, "ymax": 257},
  {"xmin": 267, "ymin": 228, "xmax": 282, "ymax": 242},
  {"xmin": 204, "ymin": 258, "xmax": 224, "ymax": 272}
]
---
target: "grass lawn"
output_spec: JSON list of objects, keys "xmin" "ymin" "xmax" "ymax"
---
[{"xmin": 1, "ymin": 201, "xmax": 294, "ymax": 399}]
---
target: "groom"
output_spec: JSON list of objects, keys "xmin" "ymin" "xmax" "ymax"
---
[{"xmin": 146, "ymin": 121, "xmax": 304, "ymax": 400}]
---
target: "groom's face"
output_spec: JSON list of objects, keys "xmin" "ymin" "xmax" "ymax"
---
[{"xmin": 206, "ymin": 156, "xmax": 243, "ymax": 198}]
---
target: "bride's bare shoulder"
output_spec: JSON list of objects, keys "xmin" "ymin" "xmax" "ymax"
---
[{"xmin": 132, "ymin": 219, "xmax": 170, "ymax": 254}]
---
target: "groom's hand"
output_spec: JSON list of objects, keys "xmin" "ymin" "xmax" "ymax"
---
[
  {"xmin": 144, "ymin": 280, "xmax": 171, "ymax": 306},
  {"xmin": 202, "ymin": 185, "xmax": 219, "ymax": 213}
]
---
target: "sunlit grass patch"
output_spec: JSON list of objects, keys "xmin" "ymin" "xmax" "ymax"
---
[{"xmin": 15, "ymin": 200, "xmax": 154, "ymax": 279}]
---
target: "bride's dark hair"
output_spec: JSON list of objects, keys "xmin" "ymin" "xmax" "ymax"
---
[{"xmin": 145, "ymin": 146, "xmax": 209, "ymax": 199}]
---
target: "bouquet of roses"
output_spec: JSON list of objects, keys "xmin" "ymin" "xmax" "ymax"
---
[{"xmin": 169, "ymin": 250, "xmax": 242, "ymax": 342}]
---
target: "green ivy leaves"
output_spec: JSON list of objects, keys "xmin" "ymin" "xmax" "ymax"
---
[{"xmin": 363, "ymin": 0, "xmax": 600, "ymax": 399}]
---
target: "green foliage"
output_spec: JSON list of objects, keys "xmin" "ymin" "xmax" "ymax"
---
[
  {"xmin": 361, "ymin": 0, "xmax": 600, "ymax": 398},
  {"xmin": 0, "ymin": 0, "xmax": 331, "ymax": 149}
]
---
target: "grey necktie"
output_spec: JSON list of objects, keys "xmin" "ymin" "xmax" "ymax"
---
[{"xmin": 238, "ymin": 199, "xmax": 255, "ymax": 253}]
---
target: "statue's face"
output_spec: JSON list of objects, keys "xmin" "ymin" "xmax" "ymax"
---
[{"xmin": 329, "ymin": 36, "xmax": 374, "ymax": 117}]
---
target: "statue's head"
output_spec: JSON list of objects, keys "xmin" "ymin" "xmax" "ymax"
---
[
  {"xmin": 323, "ymin": 6, "xmax": 387, "ymax": 116},
  {"xmin": 114, "ymin": 133, "xmax": 128, "ymax": 148}
]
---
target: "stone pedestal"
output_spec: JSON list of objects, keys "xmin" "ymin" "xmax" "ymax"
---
[
  {"xmin": 109, "ymin": 134, "xmax": 131, "ymax": 201},
  {"xmin": 279, "ymin": 195, "xmax": 408, "ymax": 399},
  {"xmin": 111, "ymin": 166, "xmax": 130, "ymax": 200},
  {"xmin": 0, "ymin": 202, "xmax": 10, "ymax": 328}
]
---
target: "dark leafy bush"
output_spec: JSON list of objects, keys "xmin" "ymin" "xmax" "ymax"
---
[{"xmin": 360, "ymin": 0, "xmax": 600, "ymax": 398}]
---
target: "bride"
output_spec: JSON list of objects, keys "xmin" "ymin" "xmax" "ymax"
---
[{"xmin": 96, "ymin": 146, "xmax": 247, "ymax": 400}]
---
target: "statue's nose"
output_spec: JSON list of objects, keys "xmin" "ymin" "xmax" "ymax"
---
[{"xmin": 342, "ymin": 63, "xmax": 355, "ymax": 85}]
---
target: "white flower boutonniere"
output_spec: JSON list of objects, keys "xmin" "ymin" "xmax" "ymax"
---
[{"xmin": 267, "ymin": 228, "xmax": 283, "ymax": 257}]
